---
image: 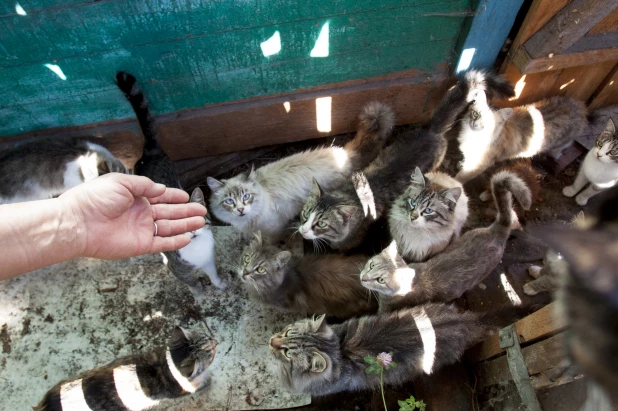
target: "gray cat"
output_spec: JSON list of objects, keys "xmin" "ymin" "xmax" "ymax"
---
[
  {"xmin": 269, "ymin": 303, "xmax": 523, "ymax": 396},
  {"xmin": 388, "ymin": 167, "xmax": 468, "ymax": 262},
  {"xmin": 297, "ymin": 76, "xmax": 474, "ymax": 251},
  {"xmin": 0, "ymin": 137, "xmax": 126, "ymax": 204},
  {"xmin": 361, "ymin": 169, "xmax": 532, "ymax": 312},
  {"xmin": 236, "ymin": 232, "xmax": 376, "ymax": 318},
  {"xmin": 207, "ymin": 102, "xmax": 395, "ymax": 241},
  {"xmin": 116, "ymin": 72, "xmax": 224, "ymax": 291},
  {"xmin": 36, "ymin": 327, "xmax": 217, "ymax": 411}
]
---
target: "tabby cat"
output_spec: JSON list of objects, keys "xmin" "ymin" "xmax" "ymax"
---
[
  {"xmin": 455, "ymin": 71, "xmax": 587, "ymax": 183},
  {"xmin": 269, "ymin": 304, "xmax": 522, "ymax": 396},
  {"xmin": 116, "ymin": 72, "xmax": 224, "ymax": 291},
  {"xmin": 237, "ymin": 232, "xmax": 376, "ymax": 318},
  {"xmin": 361, "ymin": 170, "xmax": 532, "ymax": 312},
  {"xmin": 563, "ymin": 119, "xmax": 618, "ymax": 206},
  {"xmin": 0, "ymin": 137, "xmax": 125, "ymax": 204},
  {"xmin": 298, "ymin": 75, "xmax": 474, "ymax": 252},
  {"xmin": 36, "ymin": 327, "xmax": 217, "ymax": 411},
  {"xmin": 388, "ymin": 167, "xmax": 468, "ymax": 262},
  {"xmin": 207, "ymin": 102, "xmax": 395, "ymax": 241}
]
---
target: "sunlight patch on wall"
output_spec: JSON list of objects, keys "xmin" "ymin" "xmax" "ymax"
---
[
  {"xmin": 310, "ymin": 22, "xmax": 330, "ymax": 57},
  {"xmin": 44, "ymin": 64, "xmax": 67, "ymax": 80},
  {"xmin": 316, "ymin": 96, "xmax": 331, "ymax": 132},
  {"xmin": 283, "ymin": 101, "xmax": 291, "ymax": 113},
  {"xmin": 15, "ymin": 3, "xmax": 27, "ymax": 15},
  {"xmin": 456, "ymin": 48, "xmax": 476, "ymax": 73},
  {"xmin": 500, "ymin": 273, "xmax": 522, "ymax": 305},
  {"xmin": 260, "ymin": 31, "xmax": 281, "ymax": 57},
  {"xmin": 510, "ymin": 74, "xmax": 526, "ymax": 101},
  {"xmin": 560, "ymin": 78, "xmax": 575, "ymax": 90}
]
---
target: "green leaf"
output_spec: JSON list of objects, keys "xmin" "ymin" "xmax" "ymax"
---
[
  {"xmin": 398, "ymin": 400, "xmax": 407, "ymax": 407},
  {"xmin": 417, "ymin": 400, "xmax": 426, "ymax": 411},
  {"xmin": 364, "ymin": 355, "xmax": 377, "ymax": 365},
  {"xmin": 386, "ymin": 361, "xmax": 398, "ymax": 369},
  {"xmin": 365, "ymin": 365, "xmax": 381, "ymax": 374}
]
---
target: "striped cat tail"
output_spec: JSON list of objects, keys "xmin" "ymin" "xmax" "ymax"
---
[
  {"xmin": 344, "ymin": 102, "xmax": 395, "ymax": 170},
  {"xmin": 489, "ymin": 170, "xmax": 532, "ymax": 236}
]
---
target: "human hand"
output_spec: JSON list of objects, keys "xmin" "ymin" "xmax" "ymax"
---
[{"xmin": 59, "ymin": 173, "xmax": 206, "ymax": 260}]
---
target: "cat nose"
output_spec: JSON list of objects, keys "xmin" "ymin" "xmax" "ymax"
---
[
  {"xmin": 410, "ymin": 214, "xmax": 418, "ymax": 221},
  {"xmin": 238, "ymin": 207, "xmax": 244, "ymax": 213},
  {"xmin": 243, "ymin": 269, "xmax": 249, "ymax": 276},
  {"xmin": 269, "ymin": 336, "xmax": 283, "ymax": 348}
]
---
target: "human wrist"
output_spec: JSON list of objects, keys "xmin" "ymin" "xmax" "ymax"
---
[{"xmin": 55, "ymin": 196, "xmax": 87, "ymax": 260}]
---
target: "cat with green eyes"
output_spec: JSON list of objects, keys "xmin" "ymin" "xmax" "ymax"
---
[
  {"xmin": 389, "ymin": 167, "xmax": 468, "ymax": 262},
  {"xmin": 235, "ymin": 232, "xmax": 377, "ymax": 318},
  {"xmin": 563, "ymin": 119, "xmax": 618, "ymax": 205},
  {"xmin": 361, "ymin": 169, "xmax": 532, "ymax": 312}
]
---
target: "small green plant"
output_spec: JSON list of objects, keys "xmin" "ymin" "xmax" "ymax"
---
[
  {"xmin": 398, "ymin": 395, "xmax": 426, "ymax": 411},
  {"xmin": 364, "ymin": 352, "xmax": 398, "ymax": 411}
]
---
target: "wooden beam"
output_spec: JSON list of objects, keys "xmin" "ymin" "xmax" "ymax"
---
[
  {"xmin": 564, "ymin": 32, "xmax": 618, "ymax": 54},
  {"xmin": 467, "ymin": 302, "xmax": 568, "ymax": 363},
  {"xmin": 523, "ymin": 0, "xmax": 618, "ymax": 59},
  {"xmin": 589, "ymin": 64, "xmax": 618, "ymax": 109},
  {"xmin": 513, "ymin": 46, "xmax": 618, "ymax": 74}
]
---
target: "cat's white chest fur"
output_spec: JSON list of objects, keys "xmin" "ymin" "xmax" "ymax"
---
[
  {"xmin": 583, "ymin": 151, "xmax": 618, "ymax": 186},
  {"xmin": 178, "ymin": 228, "xmax": 215, "ymax": 267}
]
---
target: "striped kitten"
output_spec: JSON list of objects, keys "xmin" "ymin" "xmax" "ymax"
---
[
  {"xmin": 389, "ymin": 167, "xmax": 468, "ymax": 262},
  {"xmin": 207, "ymin": 102, "xmax": 395, "ymax": 241},
  {"xmin": 116, "ymin": 72, "xmax": 224, "ymax": 291},
  {"xmin": 361, "ymin": 170, "xmax": 532, "ymax": 313},
  {"xmin": 455, "ymin": 71, "xmax": 587, "ymax": 183},
  {"xmin": 269, "ymin": 304, "xmax": 523, "ymax": 396},
  {"xmin": 563, "ymin": 119, "xmax": 618, "ymax": 205},
  {"xmin": 0, "ymin": 137, "xmax": 125, "ymax": 204},
  {"xmin": 298, "ymin": 76, "xmax": 473, "ymax": 252},
  {"xmin": 36, "ymin": 327, "xmax": 217, "ymax": 411},
  {"xmin": 236, "ymin": 232, "xmax": 376, "ymax": 318}
]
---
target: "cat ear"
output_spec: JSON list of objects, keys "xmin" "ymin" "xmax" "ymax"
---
[
  {"xmin": 247, "ymin": 165, "xmax": 257, "ymax": 180},
  {"xmin": 442, "ymin": 187, "xmax": 462, "ymax": 204},
  {"xmin": 410, "ymin": 167, "xmax": 425, "ymax": 188},
  {"xmin": 275, "ymin": 251, "xmax": 292, "ymax": 267},
  {"xmin": 190, "ymin": 188, "xmax": 206, "ymax": 207},
  {"xmin": 385, "ymin": 240, "xmax": 399, "ymax": 260},
  {"xmin": 600, "ymin": 118, "xmax": 616, "ymax": 139},
  {"xmin": 336, "ymin": 205, "xmax": 358, "ymax": 222},
  {"xmin": 311, "ymin": 314, "xmax": 327, "ymax": 331},
  {"xmin": 169, "ymin": 326, "xmax": 190, "ymax": 348},
  {"xmin": 310, "ymin": 351, "xmax": 328, "ymax": 373},
  {"xmin": 310, "ymin": 178, "xmax": 323, "ymax": 199},
  {"xmin": 497, "ymin": 108, "xmax": 514, "ymax": 121},
  {"xmin": 97, "ymin": 159, "xmax": 112, "ymax": 176},
  {"xmin": 207, "ymin": 177, "xmax": 225, "ymax": 192},
  {"xmin": 252, "ymin": 231, "xmax": 263, "ymax": 246}
]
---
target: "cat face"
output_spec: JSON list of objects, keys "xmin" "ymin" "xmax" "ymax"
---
[
  {"xmin": 592, "ymin": 119, "xmax": 618, "ymax": 164},
  {"xmin": 207, "ymin": 167, "xmax": 263, "ymax": 224},
  {"xmin": 269, "ymin": 315, "xmax": 337, "ymax": 391},
  {"xmin": 298, "ymin": 178, "xmax": 357, "ymax": 243},
  {"xmin": 391, "ymin": 168, "xmax": 461, "ymax": 229},
  {"xmin": 168, "ymin": 327, "xmax": 217, "ymax": 390},
  {"xmin": 466, "ymin": 90, "xmax": 489, "ymax": 131},
  {"xmin": 359, "ymin": 241, "xmax": 416, "ymax": 296},
  {"xmin": 237, "ymin": 232, "xmax": 291, "ymax": 291}
]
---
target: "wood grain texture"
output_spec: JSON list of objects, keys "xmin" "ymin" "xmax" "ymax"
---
[
  {"xmin": 514, "ymin": 46, "xmax": 618, "ymax": 74},
  {"xmin": 548, "ymin": 59, "xmax": 618, "ymax": 100},
  {"xmin": 523, "ymin": 0, "xmax": 618, "ymax": 58},
  {"xmin": 589, "ymin": 67, "xmax": 618, "ymax": 109},
  {"xmin": 0, "ymin": 0, "xmax": 470, "ymax": 137},
  {"xmin": 588, "ymin": 7, "xmax": 618, "ymax": 35}
]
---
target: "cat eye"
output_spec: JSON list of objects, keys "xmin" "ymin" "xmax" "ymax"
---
[
  {"xmin": 301, "ymin": 209, "xmax": 308, "ymax": 220},
  {"xmin": 423, "ymin": 208, "xmax": 434, "ymax": 215},
  {"xmin": 597, "ymin": 141, "xmax": 604, "ymax": 148},
  {"xmin": 610, "ymin": 149, "xmax": 618, "ymax": 156},
  {"xmin": 317, "ymin": 221, "xmax": 326, "ymax": 228},
  {"xmin": 284, "ymin": 329, "xmax": 295, "ymax": 337},
  {"xmin": 471, "ymin": 110, "xmax": 480, "ymax": 120},
  {"xmin": 243, "ymin": 193, "xmax": 251, "ymax": 201},
  {"xmin": 283, "ymin": 348, "xmax": 291, "ymax": 359},
  {"xmin": 408, "ymin": 199, "xmax": 417, "ymax": 209},
  {"xmin": 256, "ymin": 266, "xmax": 266, "ymax": 274},
  {"xmin": 243, "ymin": 255, "xmax": 250, "ymax": 264},
  {"xmin": 224, "ymin": 198, "xmax": 235, "ymax": 205},
  {"xmin": 369, "ymin": 261, "xmax": 374, "ymax": 270},
  {"xmin": 377, "ymin": 277, "xmax": 385, "ymax": 284}
]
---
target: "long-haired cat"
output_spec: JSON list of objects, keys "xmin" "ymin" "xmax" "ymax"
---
[
  {"xmin": 534, "ymin": 189, "xmax": 618, "ymax": 406},
  {"xmin": 36, "ymin": 327, "xmax": 217, "ymax": 411},
  {"xmin": 268, "ymin": 304, "xmax": 523, "ymax": 396},
  {"xmin": 0, "ymin": 137, "xmax": 126, "ymax": 204},
  {"xmin": 388, "ymin": 167, "xmax": 468, "ymax": 262},
  {"xmin": 361, "ymin": 170, "xmax": 532, "ymax": 312},
  {"xmin": 236, "ymin": 232, "xmax": 376, "ymax": 318},
  {"xmin": 297, "ymin": 75, "xmax": 476, "ymax": 252},
  {"xmin": 207, "ymin": 102, "xmax": 395, "ymax": 241},
  {"xmin": 116, "ymin": 72, "xmax": 224, "ymax": 291},
  {"xmin": 563, "ymin": 119, "xmax": 618, "ymax": 205},
  {"xmin": 455, "ymin": 72, "xmax": 587, "ymax": 183}
]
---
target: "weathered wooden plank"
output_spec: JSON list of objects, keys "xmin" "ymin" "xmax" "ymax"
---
[
  {"xmin": 513, "ymin": 46, "xmax": 618, "ymax": 74},
  {"xmin": 549, "ymin": 59, "xmax": 618, "ymax": 101},
  {"xmin": 523, "ymin": 0, "xmax": 618, "ymax": 59},
  {"xmin": 468, "ymin": 302, "xmax": 568, "ymax": 363},
  {"xmin": 589, "ymin": 64, "xmax": 618, "ymax": 109},
  {"xmin": 564, "ymin": 32, "xmax": 618, "ymax": 54},
  {"xmin": 588, "ymin": 7, "xmax": 618, "ymax": 35}
]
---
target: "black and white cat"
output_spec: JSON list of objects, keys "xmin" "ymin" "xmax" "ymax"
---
[{"xmin": 115, "ymin": 72, "xmax": 224, "ymax": 291}]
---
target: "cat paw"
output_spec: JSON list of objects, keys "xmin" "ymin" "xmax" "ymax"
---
[
  {"xmin": 528, "ymin": 265, "xmax": 542, "ymax": 278},
  {"xmin": 479, "ymin": 190, "xmax": 491, "ymax": 202},
  {"xmin": 575, "ymin": 194, "xmax": 589, "ymax": 206},
  {"xmin": 523, "ymin": 283, "xmax": 538, "ymax": 296},
  {"xmin": 562, "ymin": 186, "xmax": 577, "ymax": 197}
]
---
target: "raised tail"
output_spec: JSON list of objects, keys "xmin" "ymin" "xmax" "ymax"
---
[
  {"xmin": 490, "ymin": 170, "xmax": 533, "ymax": 236},
  {"xmin": 344, "ymin": 102, "xmax": 395, "ymax": 170},
  {"xmin": 115, "ymin": 72, "xmax": 161, "ymax": 157}
]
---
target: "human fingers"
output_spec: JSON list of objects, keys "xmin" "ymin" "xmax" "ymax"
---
[
  {"xmin": 109, "ymin": 173, "xmax": 167, "ymax": 199},
  {"xmin": 150, "ymin": 235, "xmax": 192, "ymax": 253},
  {"xmin": 154, "ymin": 217, "xmax": 205, "ymax": 237},
  {"xmin": 148, "ymin": 187, "xmax": 190, "ymax": 204},
  {"xmin": 152, "ymin": 203, "xmax": 206, "ymax": 221}
]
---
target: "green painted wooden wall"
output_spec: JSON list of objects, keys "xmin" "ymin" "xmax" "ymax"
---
[{"xmin": 0, "ymin": 0, "xmax": 473, "ymax": 137}]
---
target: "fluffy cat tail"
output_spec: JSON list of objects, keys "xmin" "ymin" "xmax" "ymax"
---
[
  {"xmin": 490, "ymin": 170, "xmax": 533, "ymax": 235},
  {"xmin": 344, "ymin": 102, "xmax": 395, "ymax": 170},
  {"xmin": 463, "ymin": 69, "xmax": 516, "ymax": 100},
  {"xmin": 115, "ymin": 72, "xmax": 162, "ymax": 157},
  {"xmin": 429, "ymin": 77, "xmax": 469, "ymax": 136}
]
